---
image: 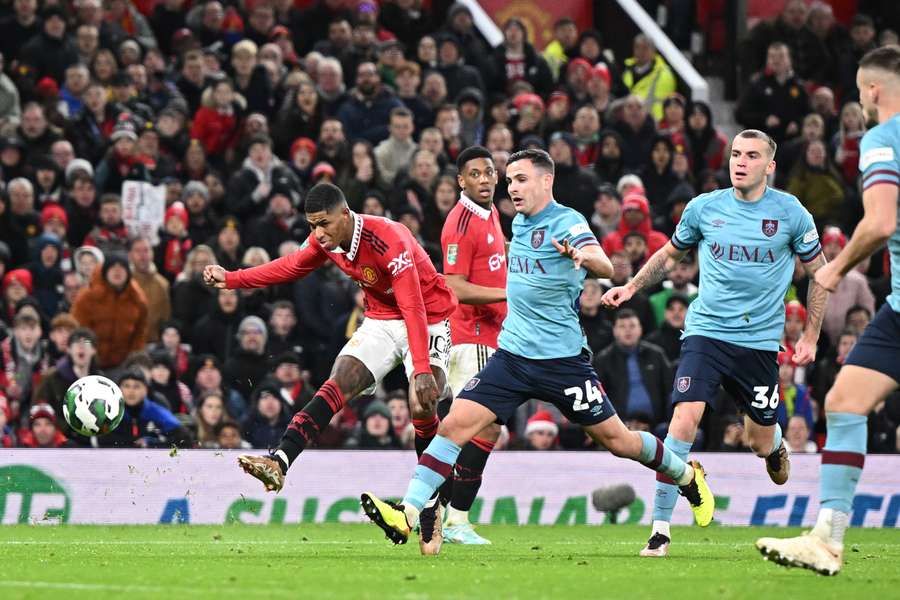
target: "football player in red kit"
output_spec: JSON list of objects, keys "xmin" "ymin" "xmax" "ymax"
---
[
  {"xmin": 203, "ymin": 182, "xmax": 457, "ymax": 500},
  {"xmin": 434, "ymin": 146, "xmax": 508, "ymax": 549}
]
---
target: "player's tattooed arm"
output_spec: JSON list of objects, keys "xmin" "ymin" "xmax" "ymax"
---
[
  {"xmin": 801, "ymin": 253, "xmax": 829, "ymax": 341},
  {"xmin": 629, "ymin": 242, "xmax": 688, "ymax": 292}
]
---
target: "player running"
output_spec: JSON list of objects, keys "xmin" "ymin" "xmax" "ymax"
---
[
  {"xmin": 203, "ymin": 182, "xmax": 456, "ymax": 494},
  {"xmin": 602, "ymin": 128, "xmax": 828, "ymax": 558},
  {"xmin": 359, "ymin": 149, "xmax": 715, "ymax": 546},
  {"xmin": 434, "ymin": 146, "xmax": 508, "ymax": 549},
  {"xmin": 757, "ymin": 45, "xmax": 900, "ymax": 576}
]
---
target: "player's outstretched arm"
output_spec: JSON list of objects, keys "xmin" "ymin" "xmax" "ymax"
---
[
  {"xmin": 794, "ymin": 253, "xmax": 829, "ymax": 366},
  {"xmin": 815, "ymin": 184, "xmax": 898, "ymax": 292},
  {"xmin": 601, "ymin": 242, "xmax": 687, "ymax": 308},
  {"xmin": 445, "ymin": 274, "xmax": 506, "ymax": 305},
  {"xmin": 204, "ymin": 240, "xmax": 329, "ymax": 290}
]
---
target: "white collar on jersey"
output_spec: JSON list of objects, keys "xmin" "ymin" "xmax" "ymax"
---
[
  {"xmin": 459, "ymin": 193, "xmax": 491, "ymax": 220},
  {"xmin": 331, "ymin": 211, "xmax": 363, "ymax": 260}
]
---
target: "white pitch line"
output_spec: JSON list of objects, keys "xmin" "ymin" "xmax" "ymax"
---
[
  {"xmin": 0, "ymin": 539, "xmax": 898, "ymax": 548},
  {"xmin": 0, "ymin": 580, "xmax": 297, "ymax": 597}
]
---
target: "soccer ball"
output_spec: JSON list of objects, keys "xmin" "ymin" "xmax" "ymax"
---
[{"xmin": 63, "ymin": 375, "xmax": 125, "ymax": 437}]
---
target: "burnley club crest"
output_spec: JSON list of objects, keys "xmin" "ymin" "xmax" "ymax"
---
[
  {"xmin": 531, "ymin": 229, "xmax": 545, "ymax": 248},
  {"xmin": 762, "ymin": 219, "xmax": 778, "ymax": 237}
]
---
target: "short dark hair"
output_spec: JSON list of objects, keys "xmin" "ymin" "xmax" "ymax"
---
[
  {"xmin": 666, "ymin": 293, "xmax": 690, "ymax": 310},
  {"xmin": 271, "ymin": 300, "xmax": 295, "ymax": 314},
  {"xmin": 846, "ymin": 304, "xmax": 873, "ymax": 320},
  {"xmin": 859, "ymin": 44, "xmax": 900, "ymax": 76},
  {"xmin": 508, "ymin": 148, "xmax": 555, "ymax": 175},
  {"xmin": 456, "ymin": 145, "xmax": 493, "ymax": 172},
  {"xmin": 389, "ymin": 106, "xmax": 413, "ymax": 120},
  {"xmin": 68, "ymin": 172, "xmax": 94, "ymax": 189},
  {"xmin": 304, "ymin": 182, "xmax": 347, "ymax": 214},
  {"xmin": 214, "ymin": 421, "xmax": 241, "ymax": 437},
  {"xmin": 554, "ymin": 17, "xmax": 576, "ymax": 28},
  {"xmin": 614, "ymin": 308, "xmax": 639, "ymax": 323},
  {"xmin": 736, "ymin": 129, "xmax": 777, "ymax": 158}
]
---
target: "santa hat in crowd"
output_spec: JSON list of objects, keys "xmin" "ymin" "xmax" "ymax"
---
[
  {"xmin": 821, "ymin": 226, "xmax": 847, "ymax": 249},
  {"xmin": 785, "ymin": 300, "xmax": 807, "ymax": 323},
  {"xmin": 525, "ymin": 410, "xmax": 559, "ymax": 437}
]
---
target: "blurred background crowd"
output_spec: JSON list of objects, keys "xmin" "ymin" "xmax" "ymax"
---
[{"xmin": 0, "ymin": 0, "xmax": 897, "ymax": 454}]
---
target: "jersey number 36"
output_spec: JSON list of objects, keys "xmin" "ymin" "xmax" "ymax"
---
[{"xmin": 751, "ymin": 385, "xmax": 780, "ymax": 410}]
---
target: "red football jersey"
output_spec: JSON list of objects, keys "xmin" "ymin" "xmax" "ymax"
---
[
  {"xmin": 441, "ymin": 195, "xmax": 508, "ymax": 347},
  {"xmin": 225, "ymin": 214, "xmax": 457, "ymax": 376}
]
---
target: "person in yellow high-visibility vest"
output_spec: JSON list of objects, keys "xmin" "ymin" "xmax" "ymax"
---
[{"xmin": 622, "ymin": 34, "xmax": 677, "ymax": 122}]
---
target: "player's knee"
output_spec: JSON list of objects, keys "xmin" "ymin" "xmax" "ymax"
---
[
  {"xmin": 669, "ymin": 408, "xmax": 701, "ymax": 440},
  {"xmin": 748, "ymin": 437, "xmax": 771, "ymax": 458},
  {"xmin": 824, "ymin": 386, "xmax": 850, "ymax": 413},
  {"xmin": 482, "ymin": 422, "xmax": 502, "ymax": 442},
  {"xmin": 604, "ymin": 433, "xmax": 632, "ymax": 458}
]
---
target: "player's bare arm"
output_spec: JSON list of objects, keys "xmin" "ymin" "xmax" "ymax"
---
[
  {"xmin": 794, "ymin": 253, "xmax": 829, "ymax": 366},
  {"xmin": 551, "ymin": 238, "xmax": 613, "ymax": 278},
  {"xmin": 601, "ymin": 242, "xmax": 687, "ymax": 307},
  {"xmin": 815, "ymin": 184, "xmax": 898, "ymax": 292},
  {"xmin": 445, "ymin": 273, "xmax": 506, "ymax": 305}
]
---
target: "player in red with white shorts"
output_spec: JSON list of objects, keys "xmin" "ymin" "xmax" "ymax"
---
[
  {"xmin": 203, "ymin": 182, "xmax": 457, "ymax": 498},
  {"xmin": 435, "ymin": 146, "xmax": 508, "ymax": 548}
]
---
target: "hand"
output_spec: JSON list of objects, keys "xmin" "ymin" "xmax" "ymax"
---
[
  {"xmin": 414, "ymin": 372, "xmax": 440, "ymax": 413},
  {"xmin": 793, "ymin": 335, "xmax": 817, "ymax": 366},
  {"xmin": 814, "ymin": 261, "xmax": 843, "ymax": 292},
  {"xmin": 552, "ymin": 238, "xmax": 584, "ymax": 269},
  {"xmin": 202, "ymin": 264, "xmax": 228, "ymax": 288},
  {"xmin": 765, "ymin": 115, "xmax": 781, "ymax": 128},
  {"xmin": 254, "ymin": 182, "xmax": 271, "ymax": 201},
  {"xmin": 600, "ymin": 284, "xmax": 635, "ymax": 308}
]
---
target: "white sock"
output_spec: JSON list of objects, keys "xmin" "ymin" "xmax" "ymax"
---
[
  {"xmin": 677, "ymin": 463, "xmax": 694, "ymax": 486},
  {"xmin": 403, "ymin": 504, "xmax": 421, "ymax": 529},
  {"xmin": 652, "ymin": 520, "xmax": 671, "ymax": 539},
  {"xmin": 446, "ymin": 506, "xmax": 469, "ymax": 526},
  {"xmin": 811, "ymin": 508, "xmax": 848, "ymax": 549},
  {"xmin": 273, "ymin": 450, "xmax": 290, "ymax": 472}
]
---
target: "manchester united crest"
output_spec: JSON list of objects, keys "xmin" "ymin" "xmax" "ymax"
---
[
  {"xmin": 762, "ymin": 219, "xmax": 779, "ymax": 237},
  {"xmin": 531, "ymin": 229, "xmax": 545, "ymax": 248},
  {"xmin": 361, "ymin": 266, "xmax": 378, "ymax": 285}
]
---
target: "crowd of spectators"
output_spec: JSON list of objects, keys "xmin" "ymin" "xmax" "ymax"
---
[{"xmin": 0, "ymin": 0, "xmax": 898, "ymax": 455}]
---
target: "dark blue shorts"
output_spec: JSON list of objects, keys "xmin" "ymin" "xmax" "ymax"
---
[
  {"xmin": 844, "ymin": 303, "xmax": 900, "ymax": 383},
  {"xmin": 456, "ymin": 349, "xmax": 617, "ymax": 427},
  {"xmin": 671, "ymin": 335, "xmax": 779, "ymax": 426}
]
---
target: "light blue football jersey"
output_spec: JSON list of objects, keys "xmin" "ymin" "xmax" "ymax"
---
[
  {"xmin": 498, "ymin": 200, "xmax": 600, "ymax": 359},
  {"xmin": 859, "ymin": 113, "xmax": 900, "ymax": 313},
  {"xmin": 671, "ymin": 187, "xmax": 821, "ymax": 351}
]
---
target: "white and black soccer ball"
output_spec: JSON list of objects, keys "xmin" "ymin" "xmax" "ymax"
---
[{"xmin": 62, "ymin": 375, "xmax": 125, "ymax": 437}]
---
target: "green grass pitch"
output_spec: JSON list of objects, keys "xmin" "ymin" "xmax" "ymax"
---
[{"xmin": 1, "ymin": 524, "xmax": 897, "ymax": 599}]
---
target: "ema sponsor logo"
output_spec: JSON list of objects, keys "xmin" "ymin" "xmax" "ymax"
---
[
  {"xmin": 709, "ymin": 242, "xmax": 776, "ymax": 263},
  {"xmin": 508, "ymin": 255, "xmax": 547, "ymax": 274}
]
